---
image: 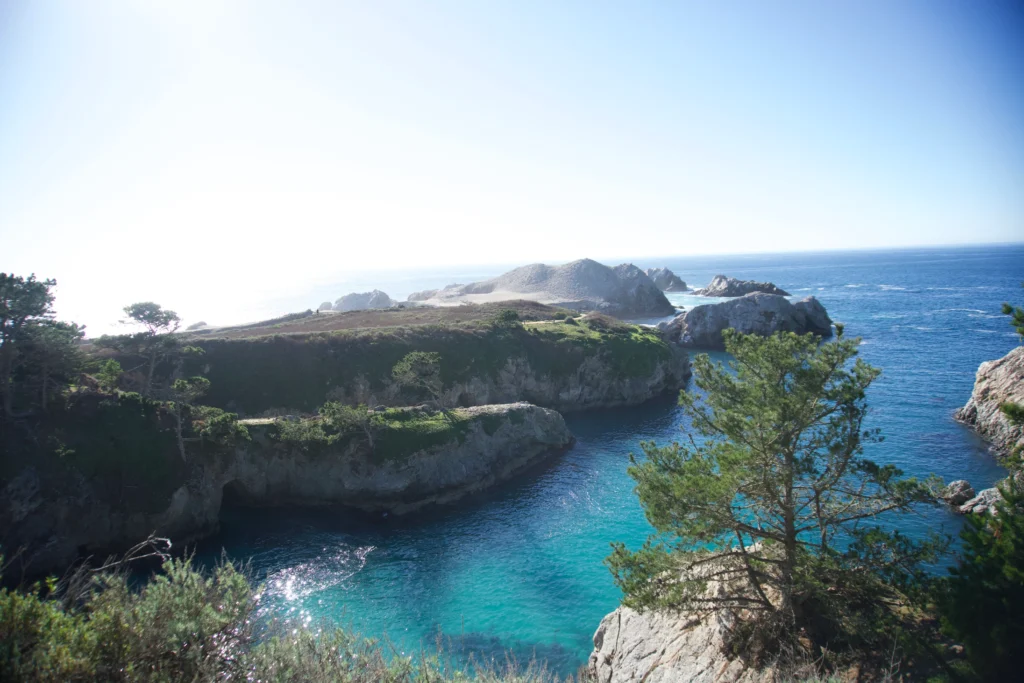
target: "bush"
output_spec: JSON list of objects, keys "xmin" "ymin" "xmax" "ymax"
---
[{"xmin": 0, "ymin": 557, "xmax": 570, "ymax": 682}]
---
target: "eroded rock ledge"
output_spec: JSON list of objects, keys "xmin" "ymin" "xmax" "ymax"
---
[{"xmin": 1, "ymin": 403, "xmax": 572, "ymax": 576}]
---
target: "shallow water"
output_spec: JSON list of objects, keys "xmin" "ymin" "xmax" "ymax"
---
[{"xmin": 195, "ymin": 245, "xmax": 1021, "ymax": 676}]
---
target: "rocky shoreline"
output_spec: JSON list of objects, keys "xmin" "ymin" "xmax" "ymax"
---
[{"xmin": 1, "ymin": 403, "xmax": 573, "ymax": 577}]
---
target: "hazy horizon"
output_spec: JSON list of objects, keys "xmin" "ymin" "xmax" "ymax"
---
[{"xmin": 2, "ymin": 1, "xmax": 1022, "ymax": 333}]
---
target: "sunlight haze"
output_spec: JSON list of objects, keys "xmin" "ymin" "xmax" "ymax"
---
[{"xmin": 1, "ymin": 0, "xmax": 1022, "ymax": 332}]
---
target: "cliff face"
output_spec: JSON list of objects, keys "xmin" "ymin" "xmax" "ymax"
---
[
  {"xmin": 660, "ymin": 294, "xmax": 832, "ymax": 351},
  {"xmin": 955, "ymin": 345, "xmax": 1024, "ymax": 457},
  {"xmin": 192, "ymin": 323, "xmax": 691, "ymax": 416},
  {"xmin": 1, "ymin": 403, "xmax": 572, "ymax": 577}
]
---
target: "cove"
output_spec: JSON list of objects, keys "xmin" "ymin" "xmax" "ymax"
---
[{"xmin": 195, "ymin": 245, "xmax": 1019, "ymax": 677}]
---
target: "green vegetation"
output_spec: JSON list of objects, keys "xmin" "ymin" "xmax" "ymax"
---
[
  {"xmin": 272, "ymin": 405, "xmax": 488, "ymax": 464},
  {"xmin": 938, "ymin": 479, "xmax": 1024, "ymax": 681},
  {"xmin": 0, "ymin": 555, "xmax": 569, "ymax": 683},
  {"xmin": 186, "ymin": 316, "xmax": 675, "ymax": 415},
  {"xmin": 1, "ymin": 273, "xmax": 84, "ymax": 417},
  {"xmin": 932, "ymin": 291, "xmax": 1024, "ymax": 681},
  {"xmin": 607, "ymin": 329, "xmax": 943, "ymax": 672}
]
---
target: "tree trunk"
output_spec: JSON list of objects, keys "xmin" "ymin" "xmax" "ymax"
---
[
  {"xmin": 781, "ymin": 447, "xmax": 797, "ymax": 628},
  {"xmin": 145, "ymin": 348, "xmax": 157, "ymax": 398}
]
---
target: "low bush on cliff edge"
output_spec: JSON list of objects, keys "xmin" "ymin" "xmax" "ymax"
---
[{"xmin": 0, "ymin": 554, "xmax": 577, "ymax": 683}]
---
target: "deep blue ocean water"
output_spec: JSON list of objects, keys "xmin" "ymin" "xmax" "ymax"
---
[{"xmin": 196, "ymin": 245, "xmax": 1022, "ymax": 676}]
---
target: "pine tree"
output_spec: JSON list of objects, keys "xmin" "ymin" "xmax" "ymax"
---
[{"xmin": 607, "ymin": 330, "xmax": 938, "ymax": 651}]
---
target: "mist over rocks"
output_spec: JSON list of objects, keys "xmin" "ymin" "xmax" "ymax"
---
[
  {"xmin": 694, "ymin": 274, "xmax": 789, "ymax": 297},
  {"xmin": 661, "ymin": 293, "xmax": 833, "ymax": 350},
  {"xmin": 407, "ymin": 259, "xmax": 675, "ymax": 318},
  {"xmin": 644, "ymin": 267, "xmax": 687, "ymax": 292},
  {"xmin": 333, "ymin": 289, "xmax": 394, "ymax": 312}
]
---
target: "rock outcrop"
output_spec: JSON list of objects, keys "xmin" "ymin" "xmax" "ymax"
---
[
  {"xmin": 318, "ymin": 301, "xmax": 333, "ymax": 312},
  {"xmin": 407, "ymin": 259, "xmax": 675, "ymax": 318},
  {"xmin": 959, "ymin": 487, "xmax": 1003, "ymax": 516},
  {"xmin": 694, "ymin": 275, "xmax": 789, "ymax": 297},
  {"xmin": 1, "ymin": 403, "xmax": 572, "ymax": 576},
  {"xmin": 645, "ymin": 267, "xmax": 687, "ymax": 292},
  {"xmin": 334, "ymin": 289, "xmax": 394, "ymax": 312},
  {"xmin": 941, "ymin": 480, "xmax": 976, "ymax": 506},
  {"xmin": 589, "ymin": 605, "xmax": 774, "ymax": 683},
  {"xmin": 661, "ymin": 293, "xmax": 832, "ymax": 350},
  {"xmin": 954, "ymin": 345, "xmax": 1024, "ymax": 457}
]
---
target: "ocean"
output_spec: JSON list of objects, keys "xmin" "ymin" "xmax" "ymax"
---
[{"xmin": 195, "ymin": 244, "xmax": 1022, "ymax": 676}]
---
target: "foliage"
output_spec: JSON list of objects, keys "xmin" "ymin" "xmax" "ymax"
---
[
  {"xmin": 492, "ymin": 308, "xmax": 522, "ymax": 329},
  {"xmin": 181, "ymin": 320, "xmax": 674, "ymax": 416},
  {"xmin": 1002, "ymin": 282, "xmax": 1024, "ymax": 341},
  {"xmin": 606, "ymin": 330, "xmax": 939, "ymax": 656},
  {"xmin": 111, "ymin": 302, "xmax": 184, "ymax": 397},
  {"xmin": 392, "ymin": 351, "xmax": 445, "ymax": 405},
  {"xmin": 95, "ymin": 359, "xmax": 123, "ymax": 392},
  {"xmin": 121, "ymin": 302, "xmax": 181, "ymax": 336},
  {"xmin": 0, "ymin": 273, "xmax": 77, "ymax": 417},
  {"xmin": 0, "ymin": 557, "xmax": 570, "ymax": 682},
  {"xmin": 938, "ymin": 478, "xmax": 1024, "ymax": 680}
]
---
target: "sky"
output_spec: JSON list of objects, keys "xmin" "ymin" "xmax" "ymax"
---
[{"xmin": 1, "ymin": 0, "xmax": 1022, "ymax": 332}]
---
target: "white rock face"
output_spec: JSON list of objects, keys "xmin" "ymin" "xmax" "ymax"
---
[
  {"xmin": 334, "ymin": 289, "xmax": 394, "ymax": 311},
  {"xmin": 959, "ymin": 487, "xmax": 1003, "ymax": 516},
  {"xmin": 407, "ymin": 259, "xmax": 675, "ymax": 318},
  {"xmin": 955, "ymin": 345, "xmax": 1024, "ymax": 457},
  {"xmin": 693, "ymin": 275, "xmax": 789, "ymax": 297},
  {"xmin": 645, "ymin": 267, "xmax": 688, "ymax": 292},
  {"xmin": 941, "ymin": 480, "xmax": 976, "ymax": 506},
  {"xmin": 665, "ymin": 293, "xmax": 832, "ymax": 350},
  {"xmin": 589, "ymin": 606, "xmax": 774, "ymax": 683}
]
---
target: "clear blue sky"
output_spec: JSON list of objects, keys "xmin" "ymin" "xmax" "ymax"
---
[{"xmin": 1, "ymin": 1, "xmax": 1022, "ymax": 330}]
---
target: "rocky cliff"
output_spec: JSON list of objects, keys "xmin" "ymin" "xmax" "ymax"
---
[
  {"xmin": 406, "ymin": 259, "xmax": 675, "ymax": 318},
  {"xmin": 334, "ymin": 289, "xmax": 394, "ymax": 311},
  {"xmin": 694, "ymin": 275, "xmax": 789, "ymax": 297},
  {"xmin": 192, "ymin": 321, "xmax": 691, "ymax": 416},
  {"xmin": 1, "ymin": 403, "xmax": 572, "ymax": 577},
  {"xmin": 644, "ymin": 267, "xmax": 687, "ymax": 292},
  {"xmin": 659, "ymin": 293, "xmax": 832, "ymax": 350},
  {"xmin": 954, "ymin": 345, "xmax": 1024, "ymax": 457}
]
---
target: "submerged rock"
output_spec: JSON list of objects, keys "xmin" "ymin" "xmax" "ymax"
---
[
  {"xmin": 941, "ymin": 480, "xmax": 976, "ymax": 506},
  {"xmin": 663, "ymin": 293, "xmax": 832, "ymax": 350},
  {"xmin": 333, "ymin": 289, "xmax": 394, "ymax": 312},
  {"xmin": 645, "ymin": 267, "xmax": 688, "ymax": 292},
  {"xmin": 694, "ymin": 275, "xmax": 789, "ymax": 297},
  {"xmin": 407, "ymin": 259, "xmax": 675, "ymax": 318},
  {"xmin": 955, "ymin": 346, "xmax": 1024, "ymax": 457}
]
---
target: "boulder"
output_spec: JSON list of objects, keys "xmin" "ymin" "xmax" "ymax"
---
[
  {"xmin": 645, "ymin": 267, "xmax": 688, "ymax": 292},
  {"xmin": 694, "ymin": 275, "xmax": 789, "ymax": 297},
  {"xmin": 317, "ymin": 301, "xmax": 333, "ymax": 312},
  {"xmin": 954, "ymin": 346, "xmax": 1024, "ymax": 457},
  {"xmin": 959, "ymin": 487, "xmax": 1003, "ymax": 516},
  {"xmin": 333, "ymin": 289, "xmax": 394, "ymax": 312},
  {"xmin": 408, "ymin": 259, "xmax": 674, "ymax": 318},
  {"xmin": 185, "ymin": 321, "xmax": 208, "ymax": 331},
  {"xmin": 941, "ymin": 480, "xmax": 976, "ymax": 506},
  {"xmin": 665, "ymin": 293, "xmax": 833, "ymax": 350}
]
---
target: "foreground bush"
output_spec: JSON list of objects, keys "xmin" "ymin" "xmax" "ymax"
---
[{"xmin": 0, "ymin": 555, "xmax": 574, "ymax": 683}]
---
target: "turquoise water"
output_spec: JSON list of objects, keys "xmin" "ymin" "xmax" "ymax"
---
[{"xmin": 196, "ymin": 245, "xmax": 1021, "ymax": 676}]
